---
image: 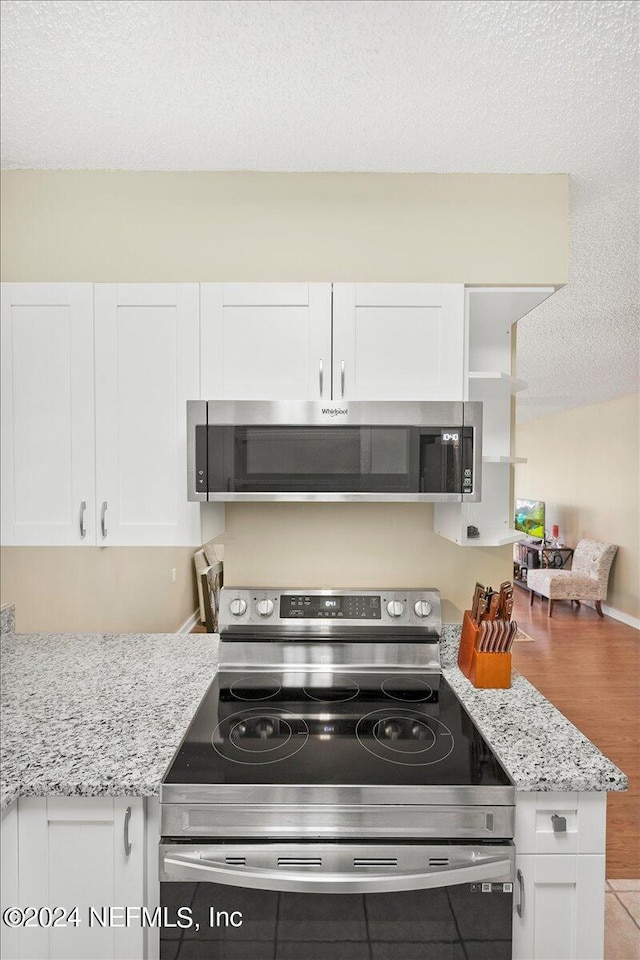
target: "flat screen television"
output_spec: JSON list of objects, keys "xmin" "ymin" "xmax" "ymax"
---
[{"xmin": 515, "ymin": 498, "xmax": 545, "ymax": 540}]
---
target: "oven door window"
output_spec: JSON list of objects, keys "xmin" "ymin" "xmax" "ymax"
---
[
  {"xmin": 223, "ymin": 426, "xmax": 419, "ymax": 493},
  {"xmin": 160, "ymin": 880, "xmax": 513, "ymax": 960}
]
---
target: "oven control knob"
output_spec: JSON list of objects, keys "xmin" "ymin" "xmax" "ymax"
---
[
  {"xmin": 414, "ymin": 600, "xmax": 432, "ymax": 618},
  {"xmin": 256, "ymin": 598, "xmax": 275, "ymax": 618},
  {"xmin": 229, "ymin": 598, "xmax": 247, "ymax": 617},
  {"xmin": 386, "ymin": 600, "xmax": 404, "ymax": 618}
]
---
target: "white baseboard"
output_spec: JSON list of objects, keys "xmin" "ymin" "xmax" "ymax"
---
[
  {"xmin": 600, "ymin": 603, "xmax": 640, "ymax": 631},
  {"xmin": 177, "ymin": 610, "xmax": 201, "ymax": 635}
]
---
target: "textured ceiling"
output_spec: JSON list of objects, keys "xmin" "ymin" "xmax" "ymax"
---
[{"xmin": 1, "ymin": 0, "xmax": 638, "ymax": 420}]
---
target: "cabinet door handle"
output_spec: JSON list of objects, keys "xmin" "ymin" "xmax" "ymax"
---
[
  {"xmin": 516, "ymin": 868, "xmax": 525, "ymax": 918},
  {"xmin": 551, "ymin": 814, "xmax": 567, "ymax": 832},
  {"xmin": 341, "ymin": 360, "xmax": 345, "ymax": 398},
  {"xmin": 100, "ymin": 501, "xmax": 108, "ymax": 539},
  {"xmin": 79, "ymin": 501, "xmax": 87, "ymax": 539},
  {"xmin": 124, "ymin": 806, "xmax": 132, "ymax": 857},
  {"xmin": 319, "ymin": 359, "xmax": 324, "ymax": 397}
]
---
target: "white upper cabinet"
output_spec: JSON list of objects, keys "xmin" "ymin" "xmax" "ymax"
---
[
  {"xmin": 1, "ymin": 284, "xmax": 95, "ymax": 545},
  {"xmin": 201, "ymin": 283, "xmax": 332, "ymax": 400},
  {"xmin": 333, "ymin": 284, "xmax": 465, "ymax": 401},
  {"xmin": 94, "ymin": 284, "xmax": 201, "ymax": 546},
  {"xmin": 1, "ymin": 282, "xmax": 201, "ymax": 547},
  {"xmin": 200, "ymin": 282, "xmax": 464, "ymax": 402}
]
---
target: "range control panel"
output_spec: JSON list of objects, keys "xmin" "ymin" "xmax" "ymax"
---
[
  {"xmin": 219, "ymin": 588, "xmax": 442, "ymax": 634},
  {"xmin": 281, "ymin": 594, "xmax": 381, "ymax": 620}
]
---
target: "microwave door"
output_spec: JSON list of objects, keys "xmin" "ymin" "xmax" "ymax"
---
[{"xmin": 419, "ymin": 430, "xmax": 463, "ymax": 496}]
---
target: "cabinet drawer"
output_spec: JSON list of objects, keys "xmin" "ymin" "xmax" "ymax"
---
[{"xmin": 515, "ymin": 791, "xmax": 606, "ymax": 855}]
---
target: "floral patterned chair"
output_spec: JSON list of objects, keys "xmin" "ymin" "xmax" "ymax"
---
[{"xmin": 527, "ymin": 539, "xmax": 617, "ymax": 618}]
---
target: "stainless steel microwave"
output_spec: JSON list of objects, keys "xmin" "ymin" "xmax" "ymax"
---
[{"xmin": 187, "ymin": 401, "xmax": 482, "ymax": 502}]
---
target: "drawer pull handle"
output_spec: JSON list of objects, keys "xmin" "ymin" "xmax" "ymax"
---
[
  {"xmin": 124, "ymin": 806, "xmax": 132, "ymax": 857},
  {"xmin": 551, "ymin": 814, "xmax": 567, "ymax": 833},
  {"xmin": 516, "ymin": 868, "xmax": 525, "ymax": 918}
]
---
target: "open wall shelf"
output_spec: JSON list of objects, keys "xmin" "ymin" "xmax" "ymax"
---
[{"xmin": 435, "ymin": 285, "xmax": 557, "ymax": 548}]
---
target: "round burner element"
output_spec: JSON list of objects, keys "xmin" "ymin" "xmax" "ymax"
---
[
  {"xmin": 373, "ymin": 717, "xmax": 436, "ymax": 753},
  {"xmin": 303, "ymin": 674, "xmax": 359, "ymax": 703},
  {"xmin": 230, "ymin": 716, "xmax": 292, "ymax": 753},
  {"xmin": 381, "ymin": 677, "xmax": 434, "ymax": 702},
  {"xmin": 211, "ymin": 708, "xmax": 309, "ymax": 765},
  {"xmin": 229, "ymin": 675, "xmax": 282, "ymax": 701},
  {"xmin": 355, "ymin": 708, "xmax": 454, "ymax": 766}
]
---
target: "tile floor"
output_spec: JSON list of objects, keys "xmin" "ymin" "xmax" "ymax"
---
[{"xmin": 605, "ymin": 880, "xmax": 640, "ymax": 959}]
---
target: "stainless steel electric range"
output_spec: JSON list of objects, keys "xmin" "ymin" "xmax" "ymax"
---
[{"xmin": 159, "ymin": 588, "xmax": 516, "ymax": 960}]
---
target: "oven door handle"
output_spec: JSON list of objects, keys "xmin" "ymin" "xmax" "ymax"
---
[{"xmin": 162, "ymin": 852, "xmax": 512, "ymax": 893}]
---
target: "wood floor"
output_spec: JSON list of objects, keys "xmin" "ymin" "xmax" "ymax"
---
[{"xmin": 511, "ymin": 587, "xmax": 640, "ymax": 879}]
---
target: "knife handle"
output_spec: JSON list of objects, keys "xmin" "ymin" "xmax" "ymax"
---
[{"xmin": 487, "ymin": 593, "xmax": 500, "ymax": 620}]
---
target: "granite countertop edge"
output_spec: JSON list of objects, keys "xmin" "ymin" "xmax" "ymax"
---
[{"xmin": 0, "ymin": 621, "xmax": 628, "ymax": 814}]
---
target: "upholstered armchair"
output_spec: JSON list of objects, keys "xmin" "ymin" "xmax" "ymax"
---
[{"xmin": 527, "ymin": 539, "xmax": 617, "ymax": 617}]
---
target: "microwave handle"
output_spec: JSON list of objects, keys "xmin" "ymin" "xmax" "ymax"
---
[{"xmin": 162, "ymin": 851, "xmax": 511, "ymax": 894}]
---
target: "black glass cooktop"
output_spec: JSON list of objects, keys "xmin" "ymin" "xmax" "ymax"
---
[{"xmin": 164, "ymin": 671, "xmax": 512, "ymax": 789}]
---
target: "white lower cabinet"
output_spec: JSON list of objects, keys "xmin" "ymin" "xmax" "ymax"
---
[
  {"xmin": 1, "ymin": 797, "xmax": 146, "ymax": 960},
  {"xmin": 514, "ymin": 854, "xmax": 606, "ymax": 960},
  {"xmin": 1, "ymin": 804, "xmax": 20, "ymax": 960},
  {"xmin": 513, "ymin": 791, "xmax": 607, "ymax": 960},
  {"xmin": 1, "ymin": 791, "xmax": 610, "ymax": 960}
]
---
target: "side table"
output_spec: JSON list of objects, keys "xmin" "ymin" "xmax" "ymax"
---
[{"xmin": 513, "ymin": 541, "xmax": 574, "ymax": 591}]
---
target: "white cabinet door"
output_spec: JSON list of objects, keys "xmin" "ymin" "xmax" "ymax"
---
[
  {"xmin": 200, "ymin": 283, "xmax": 332, "ymax": 400},
  {"xmin": 513, "ymin": 853, "xmax": 606, "ymax": 960},
  {"xmin": 17, "ymin": 797, "xmax": 145, "ymax": 960},
  {"xmin": 332, "ymin": 284, "xmax": 464, "ymax": 401},
  {"xmin": 94, "ymin": 284, "xmax": 201, "ymax": 546},
  {"xmin": 1, "ymin": 804, "xmax": 19, "ymax": 960},
  {"xmin": 1, "ymin": 283, "xmax": 95, "ymax": 545}
]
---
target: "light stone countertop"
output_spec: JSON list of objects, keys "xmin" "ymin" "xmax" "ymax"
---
[
  {"xmin": 0, "ymin": 626, "xmax": 218, "ymax": 814},
  {"xmin": 0, "ymin": 616, "xmax": 627, "ymax": 814}
]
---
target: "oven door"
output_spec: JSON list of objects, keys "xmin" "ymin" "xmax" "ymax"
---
[{"xmin": 159, "ymin": 841, "xmax": 514, "ymax": 960}]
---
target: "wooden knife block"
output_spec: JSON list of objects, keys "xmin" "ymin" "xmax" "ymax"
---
[{"xmin": 458, "ymin": 610, "xmax": 512, "ymax": 689}]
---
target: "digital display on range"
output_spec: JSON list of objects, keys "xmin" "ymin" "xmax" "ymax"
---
[{"xmin": 280, "ymin": 595, "xmax": 382, "ymax": 619}]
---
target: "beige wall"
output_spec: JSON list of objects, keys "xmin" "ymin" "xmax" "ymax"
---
[
  {"xmin": 221, "ymin": 502, "xmax": 512, "ymax": 618},
  {"xmin": 0, "ymin": 547, "xmax": 198, "ymax": 634},
  {"xmin": 0, "ymin": 170, "xmax": 569, "ymax": 631},
  {"xmin": 515, "ymin": 393, "xmax": 640, "ymax": 624},
  {"xmin": 1, "ymin": 171, "xmax": 568, "ymax": 283}
]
